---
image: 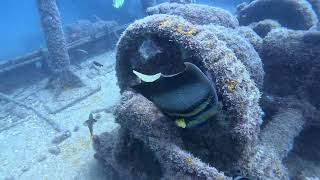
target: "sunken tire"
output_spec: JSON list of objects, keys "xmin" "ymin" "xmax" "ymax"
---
[{"xmin": 116, "ymin": 14, "xmax": 262, "ymax": 162}]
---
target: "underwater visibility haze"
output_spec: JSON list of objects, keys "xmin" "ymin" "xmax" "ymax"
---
[{"xmin": 0, "ymin": 0, "xmax": 320, "ymax": 179}]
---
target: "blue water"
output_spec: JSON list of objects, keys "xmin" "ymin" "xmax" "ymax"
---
[
  {"xmin": 0, "ymin": 0, "xmax": 143, "ymax": 61},
  {"xmin": 0, "ymin": 0, "xmax": 246, "ymax": 62}
]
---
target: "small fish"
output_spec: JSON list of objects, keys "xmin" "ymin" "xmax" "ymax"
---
[
  {"xmin": 93, "ymin": 61, "xmax": 104, "ymax": 67},
  {"xmin": 83, "ymin": 113, "xmax": 97, "ymax": 137}
]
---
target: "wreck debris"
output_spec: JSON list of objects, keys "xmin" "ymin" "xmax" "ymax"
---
[
  {"xmin": 0, "ymin": 50, "xmax": 44, "ymax": 74},
  {"xmin": 237, "ymin": 109, "xmax": 305, "ymax": 179},
  {"xmin": 48, "ymin": 145, "xmax": 61, "ymax": 155},
  {"xmin": 147, "ymin": 2, "xmax": 239, "ymax": 28},
  {"xmin": 0, "ymin": 106, "xmax": 29, "ymax": 133},
  {"xmin": 51, "ymin": 130, "xmax": 71, "ymax": 145},
  {"xmin": 37, "ymin": 0, "xmax": 84, "ymax": 94},
  {"xmin": 90, "ymin": 105, "xmax": 117, "ymax": 115},
  {"xmin": 262, "ymin": 28, "xmax": 320, "ymax": 107},
  {"xmin": 0, "ymin": 23, "xmax": 122, "ymax": 76},
  {"xmin": 116, "ymin": 15, "xmax": 262, "ymax": 147},
  {"xmin": 249, "ymin": 19, "xmax": 281, "ymax": 38},
  {"xmin": 95, "ymin": 14, "xmax": 264, "ymax": 179},
  {"xmin": 204, "ymin": 25, "xmax": 264, "ymax": 88},
  {"xmin": 236, "ymin": 26, "xmax": 263, "ymax": 53},
  {"xmin": 92, "ymin": 0, "xmax": 320, "ymax": 175},
  {"xmin": 97, "ymin": 92, "xmax": 232, "ymax": 179},
  {"xmin": 65, "ymin": 19, "xmax": 119, "ymax": 43},
  {"xmin": 35, "ymin": 84, "xmax": 101, "ymax": 114},
  {"xmin": 236, "ymin": 0, "xmax": 318, "ymax": 30},
  {"xmin": 0, "ymin": 92, "xmax": 64, "ymax": 132}
]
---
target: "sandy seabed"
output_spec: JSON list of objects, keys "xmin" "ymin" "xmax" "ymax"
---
[{"xmin": 0, "ymin": 50, "xmax": 120, "ymax": 180}]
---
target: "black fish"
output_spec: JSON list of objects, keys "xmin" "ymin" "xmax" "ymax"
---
[
  {"xmin": 93, "ymin": 61, "xmax": 104, "ymax": 67},
  {"xmin": 132, "ymin": 62, "xmax": 220, "ymax": 128},
  {"xmin": 83, "ymin": 113, "xmax": 97, "ymax": 137}
]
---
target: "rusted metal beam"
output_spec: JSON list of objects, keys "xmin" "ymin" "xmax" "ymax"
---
[{"xmin": 0, "ymin": 23, "xmax": 128, "ymax": 75}]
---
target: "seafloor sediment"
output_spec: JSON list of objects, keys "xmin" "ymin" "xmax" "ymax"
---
[{"xmin": 0, "ymin": 51, "xmax": 120, "ymax": 180}]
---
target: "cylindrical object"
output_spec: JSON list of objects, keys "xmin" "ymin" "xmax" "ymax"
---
[
  {"xmin": 147, "ymin": 3, "xmax": 239, "ymax": 28},
  {"xmin": 237, "ymin": 0, "xmax": 318, "ymax": 30},
  {"xmin": 37, "ymin": 0, "xmax": 83, "ymax": 90},
  {"xmin": 236, "ymin": 109, "xmax": 305, "ymax": 180},
  {"xmin": 116, "ymin": 14, "xmax": 262, "ymax": 163},
  {"xmin": 37, "ymin": 0, "xmax": 70, "ymax": 73}
]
